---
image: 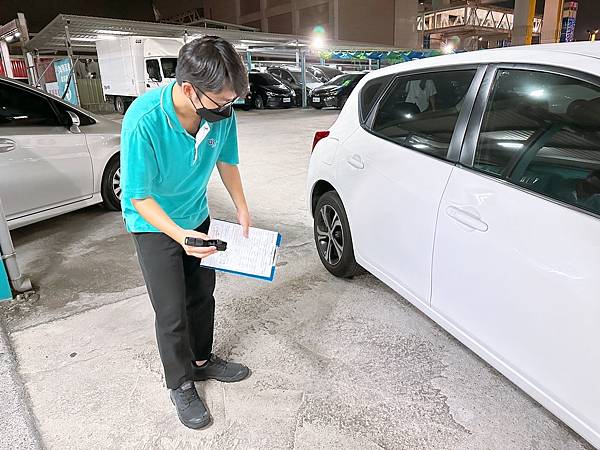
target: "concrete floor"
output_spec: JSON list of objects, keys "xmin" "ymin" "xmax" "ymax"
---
[{"xmin": 0, "ymin": 108, "xmax": 594, "ymax": 449}]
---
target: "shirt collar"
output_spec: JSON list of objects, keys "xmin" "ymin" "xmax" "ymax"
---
[{"xmin": 160, "ymin": 81, "xmax": 187, "ymax": 135}]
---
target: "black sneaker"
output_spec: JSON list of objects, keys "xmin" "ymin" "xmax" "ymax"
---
[
  {"xmin": 192, "ymin": 354, "xmax": 250, "ymax": 383},
  {"xmin": 169, "ymin": 381, "xmax": 211, "ymax": 429}
]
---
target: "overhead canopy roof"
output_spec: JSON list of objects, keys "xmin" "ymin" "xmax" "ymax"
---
[{"xmin": 27, "ymin": 14, "xmax": 398, "ymax": 55}]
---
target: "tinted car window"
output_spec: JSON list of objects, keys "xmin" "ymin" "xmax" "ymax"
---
[
  {"xmin": 360, "ymin": 77, "xmax": 389, "ymax": 121},
  {"xmin": 371, "ymin": 70, "xmax": 476, "ymax": 160},
  {"xmin": 473, "ymin": 69, "xmax": 600, "ymax": 216},
  {"xmin": 0, "ymin": 81, "xmax": 60, "ymax": 127},
  {"xmin": 146, "ymin": 59, "xmax": 162, "ymax": 81},
  {"xmin": 327, "ymin": 74, "xmax": 364, "ymax": 87}
]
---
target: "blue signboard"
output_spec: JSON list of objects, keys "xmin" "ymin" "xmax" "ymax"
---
[{"xmin": 53, "ymin": 58, "xmax": 79, "ymax": 106}]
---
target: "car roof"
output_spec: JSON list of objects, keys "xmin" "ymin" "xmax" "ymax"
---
[
  {"xmin": 0, "ymin": 75, "xmax": 99, "ymax": 119},
  {"xmin": 370, "ymin": 42, "xmax": 600, "ymax": 80}
]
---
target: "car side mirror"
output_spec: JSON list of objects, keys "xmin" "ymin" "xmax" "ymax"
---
[{"xmin": 66, "ymin": 110, "xmax": 81, "ymax": 134}]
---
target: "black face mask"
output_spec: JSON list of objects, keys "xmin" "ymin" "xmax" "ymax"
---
[{"xmin": 188, "ymin": 84, "xmax": 234, "ymax": 123}]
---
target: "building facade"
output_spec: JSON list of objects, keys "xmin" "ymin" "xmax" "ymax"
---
[{"xmin": 203, "ymin": 0, "xmax": 419, "ymax": 48}]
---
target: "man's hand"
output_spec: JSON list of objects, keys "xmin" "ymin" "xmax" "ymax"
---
[
  {"xmin": 178, "ymin": 229, "xmax": 218, "ymax": 259},
  {"xmin": 237, "ymin": 207, "xmax": 251, "ymax": 238}
]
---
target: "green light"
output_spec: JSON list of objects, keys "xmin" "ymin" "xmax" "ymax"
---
[{"xmin": 313, "ymin": 25, "xmax": 326, "ymax": 35}]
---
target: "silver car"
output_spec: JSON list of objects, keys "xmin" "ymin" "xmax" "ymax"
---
[{"xmin": 0, "ymin": 76, "xmax": 121, "ymax": 229}]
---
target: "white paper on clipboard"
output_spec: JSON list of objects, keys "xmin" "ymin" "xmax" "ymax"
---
[{"xmin": 200, "ymin": 220, "xmax": 281, "ymax": 281}]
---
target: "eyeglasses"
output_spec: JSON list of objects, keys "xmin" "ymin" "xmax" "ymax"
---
[{"xmin": 186, "ymin": 82, "xmax": 237, "ymax": 111}]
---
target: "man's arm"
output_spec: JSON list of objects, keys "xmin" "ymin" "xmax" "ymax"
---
[
  {"xmin": 132, "ymin": 198, "xmax": 217, "ymax": 258},
  {"xmin": 217, "ymin": 162, "xmax": 250, "ymax": 237}
]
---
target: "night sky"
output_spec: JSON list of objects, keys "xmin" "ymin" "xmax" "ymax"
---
[{"xmin": 1, "ymin": 0, "xmax": 598, "ymax": 41}]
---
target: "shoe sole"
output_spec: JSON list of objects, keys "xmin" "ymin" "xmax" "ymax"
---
[
  {"xmin": 170, "ymin": 395, "xmax": 212, "ymax": 430},
  {"xmin": 194, "ymin": 367, "xmax": 251, "ymax": 383}
]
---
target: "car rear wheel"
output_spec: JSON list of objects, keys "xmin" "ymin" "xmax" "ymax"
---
[
  {"xmin": 314, "ymin": 191, "xmax": 358, "ymax": 278},
  {"xmin": 101, "ymin": 156, "xmax": 121, "ymax": 211}
]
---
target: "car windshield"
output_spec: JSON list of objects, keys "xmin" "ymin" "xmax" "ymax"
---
[
  {"xmin": 289, "ymin": 70, "xmax": 319, "ymax": 84},
  {"xmin": 161, "ymin": 58, "xmax": 177, "ymax": 78},
  {"xmin": 326, "ymin": 74, "xmax": 363, "ymax": 87},
  {"xmin": 250, "ymin": 73, "xmax": 281, "ymax": 86}
]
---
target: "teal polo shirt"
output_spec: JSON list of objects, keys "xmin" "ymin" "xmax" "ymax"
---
[{"xmin": 120, "ymin": 82, "xmax": 239, "ymax": 233}]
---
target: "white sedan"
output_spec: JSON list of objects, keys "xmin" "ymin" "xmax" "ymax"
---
[
  {"xmin": 0, "ymin": 76, "xmax": 121, "ymax": 229},
  {"xmin": 307, "ymin": 41, "xmax": 600, "ymax": 448}
]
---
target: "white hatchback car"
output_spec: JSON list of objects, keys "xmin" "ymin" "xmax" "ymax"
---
[
  {"xmin": 307, "ymin": 42, "xmax": 600, "ymax": 447},
  {"xmin": 0, "ymin": 76, "xmax": 121, "ymax": 229}
]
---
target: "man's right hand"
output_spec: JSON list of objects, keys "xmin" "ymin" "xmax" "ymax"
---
[{"xmin": 178, "ymin": 229, "xmax": 218, "ymax": 259}]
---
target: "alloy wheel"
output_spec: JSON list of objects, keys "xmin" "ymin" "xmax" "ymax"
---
[
  {"xmin": 112, "ymin": 168, "xmax": 121, "ymax": 199},
  {"xmin": 316, "ymin": 204, "xmax": 344, "ymax": 266}
]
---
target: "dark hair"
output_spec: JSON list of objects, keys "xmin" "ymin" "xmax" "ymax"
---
[{"xmin": 175, "ymin": 36, "xmax": 249, "ymax": 97}]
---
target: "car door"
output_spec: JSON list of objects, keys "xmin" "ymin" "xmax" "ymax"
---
[
  {"xmin": 335, "ymin": 66, "xmax": 483, "ymax": 305},
  {"xmin": 0, "ymin": 80, "xmax": 93, "ymax": 220},
  {"xmin": 431, "ymin": 65, "xmax": 600, "ymax": 441}
]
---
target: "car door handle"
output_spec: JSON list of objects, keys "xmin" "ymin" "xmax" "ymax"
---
[
  {"xmin": 446, "ymin": 206, "xmax": 488, "ymax": 232},
  {"xmin": 346, "ymin": 154, "xmax": 364, "ymax": 170},
  {"xmin": 0, "ymin": 138, "xmax": 16, "ymax": 153}
]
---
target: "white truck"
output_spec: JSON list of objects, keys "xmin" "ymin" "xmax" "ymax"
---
[{"xmin": 96, "ymin": 37, "xmax": 183, "ymax": 114}]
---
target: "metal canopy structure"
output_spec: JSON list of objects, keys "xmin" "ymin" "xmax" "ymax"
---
[
  {"xmin": 26, "ymin": 14, "xmax": 401, "ymax": 107},
  {"xmin": 418, "ymin": 1, "xmax": 543, "ymax": 37},
  {"xmin": 27, "ymin": 14, "xmax": 393, "ymax": 54}
]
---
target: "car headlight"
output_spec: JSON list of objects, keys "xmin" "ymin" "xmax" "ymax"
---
[
  {"xmin": 266, "ymin": 91, "xmax": 275, "ymax": 97},
  {"xmin": 290, "ymin": 90, "xmax": 296, "ymax": 96}
]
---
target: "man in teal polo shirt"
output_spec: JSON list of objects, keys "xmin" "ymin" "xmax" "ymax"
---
[{"xmin": 121, "ymin": 36, "xmax": 251, "ymax": 429}]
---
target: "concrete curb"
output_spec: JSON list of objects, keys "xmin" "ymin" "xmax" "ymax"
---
[{"xmin": 0, "ymin": 318, "xmax": 44, "ymax": 450}]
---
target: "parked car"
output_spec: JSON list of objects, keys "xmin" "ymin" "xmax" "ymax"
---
[
  {"xmin": 309, "ymin": 73, "xmax": 366, "ymax": 109},
  {"xmin": 267, "ymin": 66, "xmax": 322, "ymax": 105},
  {"xmin": 308, "ymin": 65, "xmax": 343, "ymax": 83},
  {"xmin": 0, "ymin": 76, "xmax": 121, "ymax": 229},
  {"xmin": 247, "ymin": 72, "xmax": 295, "ymax": 109},
  {"xmin": 307, "ymin": 42, "xmax": 600, "ymax": 448}
]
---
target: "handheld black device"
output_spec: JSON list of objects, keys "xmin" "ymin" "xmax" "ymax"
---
[{"xmin": 184, "ymin": 237, "xmax": 227, "ymax": 251}]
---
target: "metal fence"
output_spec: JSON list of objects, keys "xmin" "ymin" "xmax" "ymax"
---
[{"xmin": 76, "ymin": 78, "xmax": 114, "ymax": 114}]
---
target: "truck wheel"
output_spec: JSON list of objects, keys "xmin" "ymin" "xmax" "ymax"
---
[
  {"xmin": 101, "ymin": 156, "xmax": 121, "ymax": 211},
  {"xmin": 115, "ymin": 96, "xmax": 126, "ymax": 115}
]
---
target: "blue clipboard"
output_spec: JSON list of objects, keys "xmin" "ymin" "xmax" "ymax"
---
[{"xmin": 204, "ymin": 232, "xmax": 282, "ymax": 282}]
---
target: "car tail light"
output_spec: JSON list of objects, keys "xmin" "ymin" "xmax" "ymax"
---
[{"xmin": 312, "ymin": 130, "xmax": 330, "ymax": 153}]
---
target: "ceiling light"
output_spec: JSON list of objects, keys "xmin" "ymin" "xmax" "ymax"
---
[{"xmin": 498, "ymin": 142, "xmax": 524, "ymax": 149}]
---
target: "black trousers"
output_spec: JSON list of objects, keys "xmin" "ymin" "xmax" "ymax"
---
[{"xmin": 132, "ymin": 217, "xmax": 215, "ymax": 390}]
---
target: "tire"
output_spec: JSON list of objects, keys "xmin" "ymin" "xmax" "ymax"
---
[
  {"xmin": 313, "ymin": 104, "xmax": 324, "ymax": 110},
  {"xmin": 242, "ymin": 104, "xmax": 252, "ymax": 111},
  {"xmin": 314, "ymin": 191, "xmax": 359, "ymax": 278},
  {"xmin": 114, "ymin": 96, "xmax": 126, "ymax": 115},
  {"xmin": 101, "ymin": 156, "xmax": 122, "ymax": 211},
  {"xmin": 254, "ymin": 95, "xmax": 265, "ymax": 110}
]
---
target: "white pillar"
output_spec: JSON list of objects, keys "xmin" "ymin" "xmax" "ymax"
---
[
  {"xmin": 512, "ymin": 0, "xmax": 536, "ymax": 46},
  {"xmin": 394, "ymin": 0, "xmax": 418, "ymax": 49},
  {"xmin": 541, "ymin": 0, "xmax": 564, "ymax": 43},
  {"xmin": 0, "ymin": 41, "xmax": 12, "ymax": 78}
]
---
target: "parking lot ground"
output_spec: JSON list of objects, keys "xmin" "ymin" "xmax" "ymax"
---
[{"xmin": 0, "ymin": 108, "xmax": 593, "ymax": 449}]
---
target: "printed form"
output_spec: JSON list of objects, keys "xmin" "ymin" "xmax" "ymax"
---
[{"xmin": 200, "ymin": 220, "xmax": 280, "ymax": 280}]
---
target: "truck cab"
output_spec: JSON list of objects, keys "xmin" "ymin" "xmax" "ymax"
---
[{"xmin": 96, "ymin": 37, "xmax": 183, "ymax": 114}]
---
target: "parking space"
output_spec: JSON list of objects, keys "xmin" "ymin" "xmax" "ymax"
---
[{"xmin": 0, "ymin": 108, "xmax": 592, "ymax": 449}]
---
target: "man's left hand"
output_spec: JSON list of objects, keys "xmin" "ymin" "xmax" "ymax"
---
[{"xmin": 237, "ymin": 207, "xmax": 251, "ymax": 238}]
